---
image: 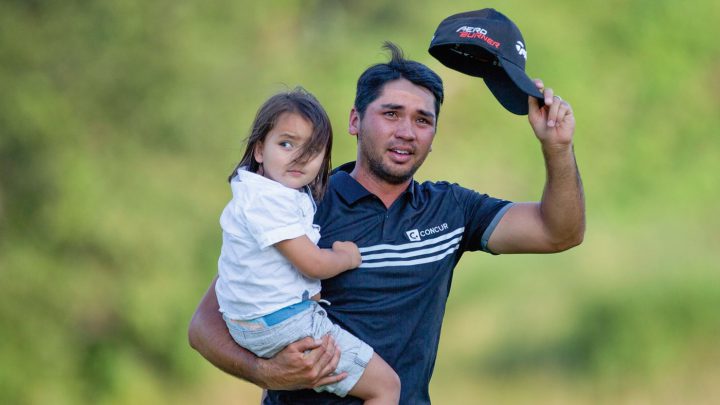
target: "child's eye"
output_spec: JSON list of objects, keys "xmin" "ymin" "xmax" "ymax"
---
[{"xmin": 279, "ymin": 141, "xmax": 293, "ymax": 149}]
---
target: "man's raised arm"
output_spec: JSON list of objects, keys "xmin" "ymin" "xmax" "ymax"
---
[
  {"xmin": 187, "ymin": 277, "xmax": 346, "ymax": 390},
  {"xmin": 488, "ymin": 80, "xmax": 586, "ymax": 254}
]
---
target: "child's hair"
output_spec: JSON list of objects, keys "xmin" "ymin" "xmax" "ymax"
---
[{"xmin": 229, "ymin": 87, "xmax": 333, "ymax": 200}]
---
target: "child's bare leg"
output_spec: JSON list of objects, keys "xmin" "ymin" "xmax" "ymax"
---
[{"xmin": 348, "ymin": 353, "xmax": 400, "ymax": 404}]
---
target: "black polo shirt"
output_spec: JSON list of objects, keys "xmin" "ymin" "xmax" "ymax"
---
[{"xmin": 265, "ymin": 162, "xmax": 512, "ymax": 405}]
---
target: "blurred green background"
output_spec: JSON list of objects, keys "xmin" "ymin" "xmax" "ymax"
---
[{"xmin": 2, "ymin": 0, "xmax": 719, "ymax": 404}]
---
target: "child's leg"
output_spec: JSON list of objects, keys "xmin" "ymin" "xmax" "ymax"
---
[{"xmin": 347, "ymin": 353, "xmax": 401, "ymax": 405}]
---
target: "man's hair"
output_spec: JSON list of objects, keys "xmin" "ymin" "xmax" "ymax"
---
[{"xmin": 354, "ymin": 42, "xmax": 444, "ymax": 120}]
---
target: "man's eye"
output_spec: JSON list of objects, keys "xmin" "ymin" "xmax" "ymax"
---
[
  {"xmin": 384, "ymin": 111, "xmax": 397, "ymax": 118},
  {"xmin": 417, "ymin": 116, "xmax": 434, "ymax": 126}
]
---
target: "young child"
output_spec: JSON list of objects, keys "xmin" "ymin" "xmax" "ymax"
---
[{"xmin": 215, "ymin": 87, "xmax": 400, "ymax": 404}]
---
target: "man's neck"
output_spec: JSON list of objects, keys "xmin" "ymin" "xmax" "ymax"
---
[{"xmin": 349, "ymin": 165, "xmax": 411, "ymax": 209}]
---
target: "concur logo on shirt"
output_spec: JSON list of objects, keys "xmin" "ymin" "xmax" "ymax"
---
[
  {"xmin": 406, "ymin": 229, "xmax": 421, "ymax": 241},
  {"xmin": 406, "ymin": 223, "xmax": 449, "ymax": 241}
]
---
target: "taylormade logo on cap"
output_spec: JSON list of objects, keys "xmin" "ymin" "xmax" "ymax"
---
[{"xmin": 516, "ymin": 41, "xmax": 527, "ymax": 60}]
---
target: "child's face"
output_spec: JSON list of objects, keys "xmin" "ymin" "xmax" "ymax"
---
[{"xmin": 253, "ymin": 112, "xmax": 325, "ymax": 190}]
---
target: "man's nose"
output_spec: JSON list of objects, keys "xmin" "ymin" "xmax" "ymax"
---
[{"xmin": 394, "ymin": 118, "xmax": 416, "ymax": 140}]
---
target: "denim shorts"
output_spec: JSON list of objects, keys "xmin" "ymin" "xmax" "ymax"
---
[{"xmin": 224, "ymin": 301, "xmax": 374, "ymax": 397}]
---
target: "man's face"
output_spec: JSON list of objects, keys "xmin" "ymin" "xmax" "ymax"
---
[{"xmin": 350, "ymin": 78, "xmax": 437, "ymax": 185}]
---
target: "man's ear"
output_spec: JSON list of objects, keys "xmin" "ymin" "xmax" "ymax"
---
[
  {"xmin": 253, "ymin": 142, "xmax": 264, "ymax": 164},
  {"xmin": 348, "ymin": 107, "xmax": 360, "ymax": 137}
]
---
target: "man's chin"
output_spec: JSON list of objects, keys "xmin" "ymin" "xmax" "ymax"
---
[
  {"xmin": 383, "ymin": 174, "xmax": 412, "ymax": 185},
  {"xmin": 371, "ymin": 163, "xmax": 417, "ymax": 185}
]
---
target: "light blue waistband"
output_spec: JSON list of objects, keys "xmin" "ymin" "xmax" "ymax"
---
[{"xmin": 252, "ymin": 300, "xmax": 314, "ymax": 327}]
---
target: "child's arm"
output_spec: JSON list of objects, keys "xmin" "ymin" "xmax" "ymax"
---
[{"xmin": 275, "ymin": 236, "xmax": 361, "ymax": 279}]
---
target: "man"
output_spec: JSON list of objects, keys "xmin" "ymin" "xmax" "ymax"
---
[{"xmin": 188, "ymin": 42, "xmax": 584, "ymax": 404}]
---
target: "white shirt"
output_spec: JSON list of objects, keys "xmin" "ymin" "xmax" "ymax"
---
[{"xmin": 215, "ymin": 168, "xmax": 321, "ymax": 320}]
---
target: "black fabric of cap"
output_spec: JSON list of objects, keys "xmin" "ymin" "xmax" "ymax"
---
[{"xmin": 428, "ymin": 8, "xmax": 543, "ymax": 115}]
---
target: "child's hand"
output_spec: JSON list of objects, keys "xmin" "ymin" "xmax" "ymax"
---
[{"xmin": 332, "ymin": 241, "xmax": 362, "ymax": 269}]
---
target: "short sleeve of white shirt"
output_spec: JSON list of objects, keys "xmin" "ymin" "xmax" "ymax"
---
[{"xmin": 222, "ymin": 170, "xmax": 318, "ymax": 249}]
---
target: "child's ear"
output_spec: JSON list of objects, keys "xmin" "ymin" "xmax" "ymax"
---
[{"xmin": 253, "ymin": 142, "xmax": 264, "ymax": 164}]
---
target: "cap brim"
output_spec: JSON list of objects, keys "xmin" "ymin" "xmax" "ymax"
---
[
  {"xmin": 428, "ymin": 43, "xmax": 498, "ymax": 78},
  {"xmin": 484, "ymin": 59, "xmax": 543, "ymax": 115}
]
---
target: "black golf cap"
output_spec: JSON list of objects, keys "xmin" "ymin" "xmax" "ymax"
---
[{"xmin": 428, "ymin": 8, "xmax": 543, "ymax": 115}]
